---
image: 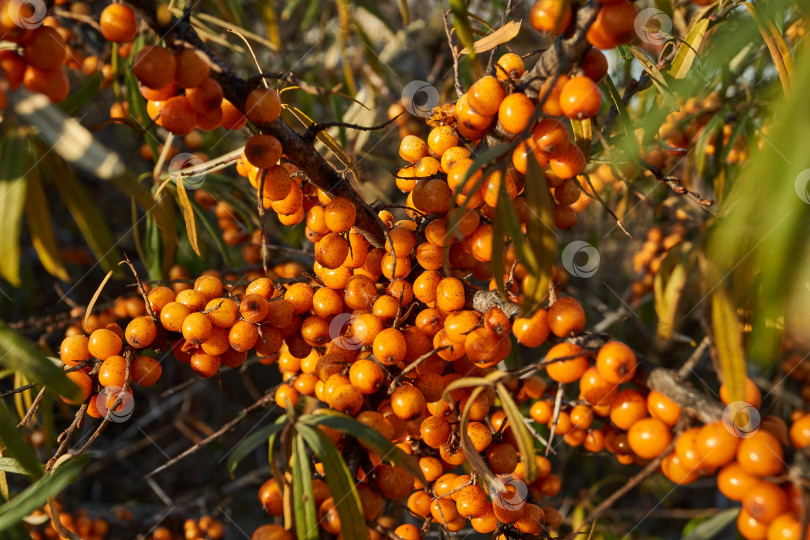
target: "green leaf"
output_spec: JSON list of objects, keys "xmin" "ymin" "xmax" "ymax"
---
[
  {"xmin": 0, "ymin": 455, "xmax": 88, "ymax": 532},
  {"xmin": 24, "ymin": 172, "xmax": 68, "ymax": 281},
  {"xmin": 680, "ymin": 508, "xmax": 740, "ymax": 540},
  {"xmin": 292, "ymin": 434, "xmax": 317, "ymax": 540},
  {"xmin": 0, "ymin": 401, "xmax": 42, "ymax": 479},
  {"xmin": 653, "ymin": 243, "xmax": 694, "ymax": 340},
  {"xmin": 450, "ymin": 0, "xmax": 477, "ymax": 60},
  {"xmin": 743, "ymin": 2, "xmax": 793, "ymax": 94},
  {"xmin": 297, "ymin": 424, "xmax": 366, "ymax": 540},
  {"xmin": 0, "ymin": 321, "xmax": 80, "ymax": 402},
  {"xmin": 670, "ymin": 19, "xmax": 709, "ymax": 80},
  {"xmin": 521, "ymin": 153, "xmax": 556, "ymax": 316},
  {"xmin": 711, "ymin": 284, "xmax": 747, "ymax": 403},
  {"xmin": 0, "ymin": 458, "xmax": 40, "ymax": 476},
  {"xmin": 58, "ymin": 72, "xmax": 102, "ymax": 115},
  {"xmin": 570, "ymin": 118, "xmax": 592, "ymax": 158},
  {"xmin": 299, "ymin": 410, "xmax": 426, "ymax": 485},
  {"xmin": 175, "ymin": 176, "xmax": 201, "ymax": 257},
  {"xmin": 0, "ymin": 136, "xmax": 28, "ymax": 287},
  {"xmin": 628, "ymin": 46, "xmax": 679, "ymax": 111},
  {"xmin": 496, "ymin": 383, "xmax": 537, "ymax": 484},
  {"xmin": 45, "ymin": 155, "xmax": 120, "ymax": 274},
  {"xmin": 226, "ymin": 418, "xmax": 287, "ymax": 476}
]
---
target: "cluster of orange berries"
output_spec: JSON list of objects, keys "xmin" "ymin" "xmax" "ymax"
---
[
  {"xmin": 25, "ymin": 503, "xmax": 110, "ymax": 540},
  {"xmin": 146, "ymin": 516, "xmax": 225, "ymax": 540},
  {"xmin": 629, "ymin": 223, "xmax": 687, "ymax": 299},
  {"xmin": 394, "ymin": 48, "xmax": 609, "ymax": 233},
  {"xmin": 530, "ymin": 0, "xmax": 638, "ymax": 50}
]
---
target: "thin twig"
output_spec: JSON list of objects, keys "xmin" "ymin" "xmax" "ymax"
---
[
  {"xmin": 145, "ymin": 391, "xmax": 277, "ymax": 477},
  {"xmin": 442, "ymin": 10, "xmax": 464, "ymax": 98},
  {"xmin": 387, "ymin": 347, "xmax": 450, "ymax": 393},
  {"xmin": 677, "ymin": 336, "xmax": 711, "ymax": 381},
  {"xmin": 17, "ymin": 386, "xmax": 47, "ymax": 429}
]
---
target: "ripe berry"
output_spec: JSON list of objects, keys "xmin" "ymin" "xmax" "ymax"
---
[
  {"xmin": 737, "ymin": 430, "xmax": 784, "ymax": 477},
  {"xmin": 560, "ymin": 76, "xmax": 602, "ymax": 119},
  {"xmin": 495, "ymin": 53, "xmax": 525, "ymax": 81},
  {"xmin": 99, "ymin": 4, "xmax": 138, "ymax": 43},
  {"xmin": 125, "ymin": 316, "xmax": 157, "ymax": 349},
  {"xmin": 548, "ymin": 296, "xmax": 586, "ymax": 336},
  {"xmin": 609, "ymin": 389, "xmax": 648, "ymax": 430},
  {"xmin": 545, "ymin": 342, "xmax": 588, "ymax": 383},
  {"xmin": 498, "ymin": 92, "xmax": 535, "ymax": 134},
  {"xmin": 133, "ymin": 46, "xmax": 176, "ymax": 90},
  {"xmin": 131, "ymin": 356, "xmax": 162, "ymax": 387},
  {"xmin": 596, "ymin": 341, "xmax": 637, "ymax": 384},
  {"xmin": 530, "ymin": 0, "xmax": 572, "ymax": 34},
  {"xmin": 468, "ymin": 76, "xmax": 505, "ymax": 117},
  {"xmin": 245, "ymin": 88, "xmax": 281, "ymax": 124},
  {"xmin": 24, "ymin": 27, "xmax": 66, "ymax": 70},
  {"xmin": 88, "ymin": 328, "xmax": 123, "ymax": 360},
  {"xmin": 627, "ymin": 417, "xmax": 672, "ymax": 458},
  {"xmin": 647, "ymin": 390, "xmax": 681, "ymax": 426}
]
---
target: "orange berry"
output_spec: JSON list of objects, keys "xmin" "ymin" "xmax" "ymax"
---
[
  {"xmin": 545, "ymin": 342, "xmax": 588, "ymax": 383},
  {"xmin": 737, "ymin": 430, "xmax": 784, "ymax": 477},
  {"xmin": 99, "ymin": 4, "xmax": 138, "ymax": 42},
  {"xmin": 647, "ymin": 390, "xmax": 681, "ymax": 426},
  {"xmin": 133, "ymin": 46, "xmax": 176, "ymax": 90},
  {"xmin": 530, "ymin": 0, "xmax": 572, "ymax": 34},
  {"xmin": 245, "ymin": 88, "xmax": 281, "ymax": 124},
  {"xmin": 560, "ymin": 76, "xmax": 602, "ymax": 119},
  {"xmin": 498, "ymin": 92, "xmax": 535, "ymax": 134},
  {"xmin": 595, "ymin": 341, "xmax": 637, "ymax": 384},
  {"xmin": 468, "ymin": 76, "xmax": 505, "ymax": 117},
  {"xmin": 547, "ymin": 296, "xmax": 586, "ymax": 336}
]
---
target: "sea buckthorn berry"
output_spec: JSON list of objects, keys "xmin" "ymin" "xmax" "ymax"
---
[
  {"xmin": 530, "ymin": 0, "xmax": 572, "ymax": 34},
  {"xmin": 719, "ymin": 377, "xmax": 762, "ymax": 408},
  {"xmin": 790, "ymin": 414, "xmax": 810, "ymax": 448},
  {"xmin": 88, "ymin": 328, "xmax": 123, "ymax": 360},
  {"xmin": 545, "ymin": 342, "xmax": 588, "ymax": 383},
  {"xmin": 408, "ymin": 491, "xmax": 432, "ymax": 518},
  {"xmin": 628, "ymin": 417, "xmax": 672, "ymax": 459},
  {"xmin": 420, "ymin": 415, "xmax": 452, "ymax": 448},
  {"xmin": 609, "ymin": 389, "xmax": 648, "ymax": 430},
  {"xmin": 415, "ymin": 308, "xmax": 445, "ymax": 337},
  {"xmin": 394, "ymin": 524, "xmax": 421, "ymax": 540},
  {"xmin": 456, "ymin": 485, "xmax": 489, "ymax": 519},
  {"xmin": 428, "ymin": 126, "xmax": 459, "ymax": 155},
  {"xmin": 228, "ymin": 320, "xmax": 258, "ymax": 351},
  {"xmin": 23, "ymin": 66, "xmax": 69, "ymax": 103},
  {"xmin": 125, "ymin": 316, "xmax": 157, "ymax": 349},
  {"xmin": 174, "ymin": 49, "xmax": 210, "ymax": 89},
  {"xmin": 582, "ymin": 48, "xmax": 609, "ymax": 82},
  {"xmin": 315, "ymin": 233, "xmax": 350, "ymax": 269},
  {"xmin": 496, "ymin": 52, "xmax": 525, "ymax": 81},
  {"xmin": 349, "ymin": 359, "xmax": 384, "ymax": 394},
  {"xmin": 376, "ymin": 465, "xmax": 414, "ymax": 499},
  {"xmin": 742, "ymin": 482, "xmax": 788, "ymax": 524},
  {"xmin": 530, "ymin": 400, "xmax": 553, "ymax": 424},
  {"xmin": 246, "ymin": 277, "xmax": 277, "ymax": 300},
  {"xmin": 435, "ymin": 277, "xmax": 466, "ymax": 312},
  {"xmin": 737, "ymin": 430, "xmax": 784, "ymax": 477},
  {"xmin": 717, "ymin": 462, "xmax": 760, "ymax": 501},
  {"xmin": 373, "ymin": 328, "xmax": 408, "ymax": 365},
  {"xmin": 186, "ymin": 76, "xmax": 221, "ymax": 112},
  {"xmin": 391, "ymin": 384, "xmax": 427, "ymax": 420},
  {"xmin": 470, "ymin": 223, "xmax": 494, "ymax": 262},
  {"xmin": 98, "ymin": 355, "xmax": 129, "ymax": 387},
  {"xmin": 131, "ymin": 356, "xmax": 162, "ymax": 386},
  {"xmin": 765, "ymin": 513, "xmax": 802, "ymax": 540},
  {"xmin": 60, "ymin": 335, "xmax": 91, "ymax": 366},
  {"xmin": 596, "ymin": 341, "xmax": 637, "ymax": 384},
  {"xmin": 133, "ymin": 46, "xmax": 176, "ymax": 89},
  {"xmin": 245, "ymin": 88, "xmax": 281, "ymax": 124},
  {"xmin": 513, "ymin": 309, "xmax": 550, "ymax": 348},
  {"xmin": 24, "ymin": 27, "xmax": 66, "ymax": 70},
  {"xmin": 486, "ymin": 442, "xmax": 519, "ymax": 474},
  {"xmin": 311, "ymin": 287, "xmax": 343, "ymax": 319},
  {"xmin": 549, "ymin": 143, "xmax": 586, "ymax": 179},
  {"xmin": 468, "ymin": 76, "xmax": 505, "ymax": 117},
  {"xmin": 548, "ymin": 296, "xmax": 586, "ymax": 337},
  {"xmin": 560, "ymin": 76, "xmax": 602, "ymax": 119},
  {"xmin": 100, "ymin": 4, "xmax": 138, "ymax": 42},
  {"xmin": 514, "ymin": 504, "xmax": 545, "ymax": 535},
  {"xmin": 498, "ymin": 92, "xmax": 535, "ymax": 134},
  {"xmin": 160, "ymin": 301, "xmax": 192, "ymax": 332},
  {"xmin": 275, "ymin": 384, "xmax": 299, "ymax": 408},
  {"xmin": 647, "ymin": 390, "xmax": 681, "ymax": 426},
  {"xmin": 532, "ymin": 118, "xmax": 570, "ymax": 157},
  {"xmin": 737, "ymin": 508, "xmax": 768, "ymax": 540},
  {"xmin": 182, "ymin": 312, "xmax": 214, "ymax": 345},
  {"xmin": 190, "ymin": 351, "xmax": 221, "ymax": 377},
  {"xmin": 244, "ymin": 134, "xmax": 282, "ymax": 169},
  {"xmin": 386, "ymin": 226, "xmax": 417, "ymax": 257},
  {"xmin": 696, "ymin": 421, "xmax": 740, "ymax": 468},
  {"xmin": 147, "ymin": 286, "xmax": 175, "ymax": 313},
  {"xmin": 176, "ymin": 289, "xmax": 207, "ymax": 311},
  {"xmin": 587, "ymin": 0, "xmax": 639, "ymax": 50},
  {"xmin": 471, "ymin": 506, "xmax": 498, "ymax": 533},
  {"xmin": 62, "ymin": 371, "xmax": 92, "ymax": 405},
  {"xmin": 323, "ymin": 197, "xmax": 356, "ymax": 233},
  {"xmin": 239, "ymin": 294, "xmax": 270, "ymax": 323},
  {"xmin": 467, "ymin": 421, "xmax": 493, "ymax": 452},
  {"xmin": 205, "ymin": 298, "xmax": 239, "ymax": 328},
  {"xmin": 344, "ymin": 275, "xmax": 377, "ymax": 311},
  {"xmin": 441, "ymin": 146, "xmax": 471, "ymax": 173},
  {"xmin": 399, "ymin": 135, "xmax": 428, "ymax": 163},
  {"xmin": 412, "ymin": 179, "xmax": 453, "ymax": 215}
]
